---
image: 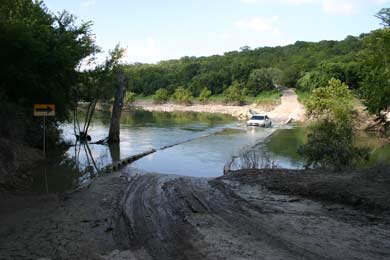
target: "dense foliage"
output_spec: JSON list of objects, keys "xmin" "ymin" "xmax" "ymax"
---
[
  {"xmin": 223, "ymin": 81, "xmax": 244, "ymax": 105},
  {"xmin": 153, "ymin": 88, "xmax": 169, "ymax": 104},
  {"xmin": 125, "ymin": 8, "xmax": 389, "ymax": 119},
  {"xmin": 172, "ymin": 87, "xmax": 193, "ymax": 105},
  {"xmin": 0, "ymin": 0, "xmax": 97, "ymax": 146},
  {"xmin": 299, "ymin": 79, "xmax": 369, "ymax": 170},
  {"xmin": 198, "ymin": 88, "xmax": 212, "ymax": 104},
  {"xmin": 298, "ymin": 120, "xmax": 369, "ymax": 170},
  {"xmin": 125, "ymin": 35, "xmax": 365, "ymax": 98},
  {"xmin": 305, "ymin": 78, "xmax": 354, "ymax": 120},
  {"xmin": 124, "ymin": 91, "xmax": 136, "ymax": 106}
]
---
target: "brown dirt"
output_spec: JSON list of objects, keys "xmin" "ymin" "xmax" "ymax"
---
[
  {"xmin": 1, "ymin": 168, "xmax": 390, "ymax": 260},
  {"xmin": 0, "ymin": 138, "xmax": 43, "ymax": 192}
]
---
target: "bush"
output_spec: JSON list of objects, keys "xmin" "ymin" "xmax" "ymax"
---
[
  {"xmin": 173, "ymin": 86, "xmax": 193, "ymax": 105},
  {"xmin": 297, "ymin": 71, "xmax": 330, "ymax": 92},
  {"xmin": 198, "ymin": 88, "xmax": 212, "ymax": 104},
  {"xmin": 124, "ymin": 91, "xmax": 136, "ymax": 106},
  {"xmin": 153, "ymin": 88, "xmax": 169, "ymax": 104},
  {"xmin": 298, "ymin": 120, "xmax": 369, "ymax": 170},
  {"xmin": 305, "ymin": 78, "xmax": 354, "ymax": 121},
  {"xmin": 298, "ymin": 78, "xmax": 369, "ymax": 170},
  {"xmin": 223, "ymin": 81, "xmax": 244, "ymax": 105}
]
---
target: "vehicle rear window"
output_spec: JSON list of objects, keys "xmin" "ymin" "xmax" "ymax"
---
[{"xmin": 251, "ymin": 116, "xmax": 265, "ymax": 120}]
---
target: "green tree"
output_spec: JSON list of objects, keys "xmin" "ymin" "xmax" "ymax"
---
[
  {"xmin": 153, "ymin": 88, "xmax": 169, "ymax": 104},
  {"xmin": 266, "ymin": 68, "xmax": 284, "ymax": 86},
  {"xmin": 299, "ymin": 78, "xmax": 368, "ymax": 169},
  {"xmin": 297, "ymin": 71, "xmax": 329, "ymax": 92},
  {"xmin": 124, "ymin": 92, "xmax": 136, "ymax": 106},
  {"xmin": 173, "ymin": 86, "xmax": 192, "ymax": 105},
  {"xmin": 358, "ymin": 9, "xmax": 390, "ymax": 134},
  {"xmin": 305, "ymin": 78, "xmax": 354, "ymax": 121},
  {"xmin": 298, "ymin": 120, "xmax": 369, "ymax": 170},
  {"xmin": 0, "ymin": 0, "xmax": 97, "ymax": 146},
  {"xmin": 359, "ymin": 28, "xmax": 390, "ymax": 115},
  {"xmin": 375, "ymin": 8, "xmax": 390, "ymax": 27},
  {"xmin": 246, "ymin": 68, "xmax": 274, "ymax": 96},
  {"xmin": 198, "ymin": 88, "xmax": 212, "ymax": 104},
  {"xmin": 224, "ymin": 81, "xmax": 244, "ymax": 105}
]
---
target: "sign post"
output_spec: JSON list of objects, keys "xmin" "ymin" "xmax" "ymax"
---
[
  {"xmin": 33, "ymin": 104, "xmax": 55, "ymax": 156},
  {"xmin": 34, "ymin": 104, "xmax": 55, "ymax": 193}
]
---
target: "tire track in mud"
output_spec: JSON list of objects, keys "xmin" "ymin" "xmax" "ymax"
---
[
  {"xmin": 119, "ymin": 174, "xmax": 206, "ymax": 260},
  {"xmin": 117, "ymin": 173, "xmax": 390, "ymax": 260}
]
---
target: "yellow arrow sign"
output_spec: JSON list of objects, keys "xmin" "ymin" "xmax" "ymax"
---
[{"xmin": 33, "ymin": 104, "xmax": 55, "ymax": 117}]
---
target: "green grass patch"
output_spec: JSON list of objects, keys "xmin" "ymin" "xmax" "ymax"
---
[
  {"xmin": 296, "ymin": 90, "xmax": 311, "ymax": 106},
  {"xmin": 208, "ymin": 94, "xmax": 226, "ymax": 104},
  {"xmin": 135, "ymin": 95, "xmax": 154, "ymax": 101},
  {"xmin": 254, "ymin": 90, "xmax": 282, "ymax": 105}
]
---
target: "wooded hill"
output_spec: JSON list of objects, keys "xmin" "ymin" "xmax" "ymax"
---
[
  {"xmin": 126, "ymin": 36, "xmax": 364, "ymax": 96},
  {"xmin": 125, "ymin": 15, "xmax": 389, "ymax": 116}
]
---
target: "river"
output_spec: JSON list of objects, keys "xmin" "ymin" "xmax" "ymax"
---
[{"xmin": 29, "ymin": 109, "xmax": 390, "ymax": 193}]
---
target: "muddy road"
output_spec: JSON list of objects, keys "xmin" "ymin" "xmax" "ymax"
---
[
  {"xmin": 1, "ymin": 169, "xmax": 390, "ymax": 260},
  {"xmin": 117, "ymin": 172, "xmax": 390, "ymax": 260}
]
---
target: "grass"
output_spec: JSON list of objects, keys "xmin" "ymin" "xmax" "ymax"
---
[
  {"xmin": 296, "ymin": 90, "xmax": 311, "ymax": 106},
  {"xmin": 208, "ymin": 94, "xmax": 226, "ymax": 104},
  {"xmin": 254, "ymin": 90, "xmax": 282, "ymax": 105},
  {"xmin": 134, "ymin": 95, "xmax": 154, "ymax": 101}
]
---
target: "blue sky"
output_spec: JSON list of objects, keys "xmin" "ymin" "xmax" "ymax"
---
[{"xmin": 44, "ymin": 0, "xmax": 389, "ymax": 64}]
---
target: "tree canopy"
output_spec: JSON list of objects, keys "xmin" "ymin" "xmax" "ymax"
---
[
  {"xmin": 0, "ymin": 0, "xmax": 98, "ymax": 146},
  {"xmin": 124, "ymin": 34, "xmax": 365, "ymax": 99},
  {"xmin": 0, "ymin": 0, "xmax": 98, "ymax": 121}
]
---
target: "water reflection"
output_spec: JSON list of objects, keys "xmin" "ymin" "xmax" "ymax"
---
[
  {"xmin": 263, "ymin": 127, "xmax": 390, "ymax": 168},
  {"xmin": 29, "ymin": 110, "xmax": 390, "ymax": 193},
  {"xmin": 30, "ymin": 110, "xmax": 237, "ymax": 192},
  {"xmin": 130, "ymin": 126, "xmax": 276, "ymax": 177}
]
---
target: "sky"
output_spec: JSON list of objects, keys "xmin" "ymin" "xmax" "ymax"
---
[{"xmin": 43, "ymin": 0, "xmax": 390, "ymax": 64}]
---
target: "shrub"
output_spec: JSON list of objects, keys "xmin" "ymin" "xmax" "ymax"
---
[
  {"xmin": 153, "ymin": 88, "xmax": 169, "ymax": 104},
  {"xmin": 298, "ymin": 120, "xmax": 369, "ymax": 170},
  {"xmin": 198, "ymin": 88, "xmax": 212, "ymax": 104},
  {"xmin": 305, "ymin": 78, "xmax": 354, "ymax": 121},
  {"xmin": 223, "ymin": 81, "xmax": 244, "ymax": 105},
  {"xmin": 297, "ymin": 71, "xmax": 330, "ymax": 92},
  {"xmin": 173, "ymin": 86, "xmax": 192, "ymax": 105},
  {"xmin": 124, "ymin": 91, "xmax": 136, "ymax": 106},
  {"xmin": 298, "ymin": 78, "xmax": 369, "ymax": 170}
]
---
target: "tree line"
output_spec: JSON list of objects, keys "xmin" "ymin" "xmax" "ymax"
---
[
  {"xmin": 125, "ymin": 9, "xmax": 389, "ymax": 118},
  {"xmin": 0, "ymin": 0, "xmax": 388, "ymax": 149}
]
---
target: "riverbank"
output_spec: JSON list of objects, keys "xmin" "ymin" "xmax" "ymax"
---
[
  {"xmin": 133, "ymin": 88, "xmax": 305, "ymax": 122},
  {"xmin": 1, "ymin": 166, "xmax": 389, "ymax": 260},
  {"xmin": 0, "ymin": 138, "xmax": 43, "ymax": 192}
]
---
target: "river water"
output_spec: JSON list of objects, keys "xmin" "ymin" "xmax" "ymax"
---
[{"xmin": 29, "ymin": 109, "xmax": 390, "ymax": 193}]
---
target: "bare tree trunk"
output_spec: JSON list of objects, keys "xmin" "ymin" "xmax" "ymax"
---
[{"xmin": 108, "ymin": 70, "xmax": 127, "ymax": 143}]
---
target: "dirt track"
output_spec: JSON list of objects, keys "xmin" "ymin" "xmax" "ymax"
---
[
  {"xmin": 1, "ymin": 169, "xmax": 390, "ymax": 260},
  {"xmin": 117, "ymin": 171, "xmax": 390, "ymax": 260}
]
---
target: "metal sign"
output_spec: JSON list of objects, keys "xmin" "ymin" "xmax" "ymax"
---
[{"xmin": 33, "ymin": 104, "xmax": 55, "ymax": 117}]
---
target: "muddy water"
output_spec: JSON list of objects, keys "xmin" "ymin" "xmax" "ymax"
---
[
  {"xmin": 262, "ymin": 127, "xmax": 390, "ymax": 168},
  {"xmin": 129, "ymin": 126, "xmax": 276, "ymax": 177},
  {"xmin": 29, "ymin": 110, "xmax": 390, "ymax": 193},
  {"xmin": 30, "ymin": 110, "xmax": 250, "ymax": 192}
]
